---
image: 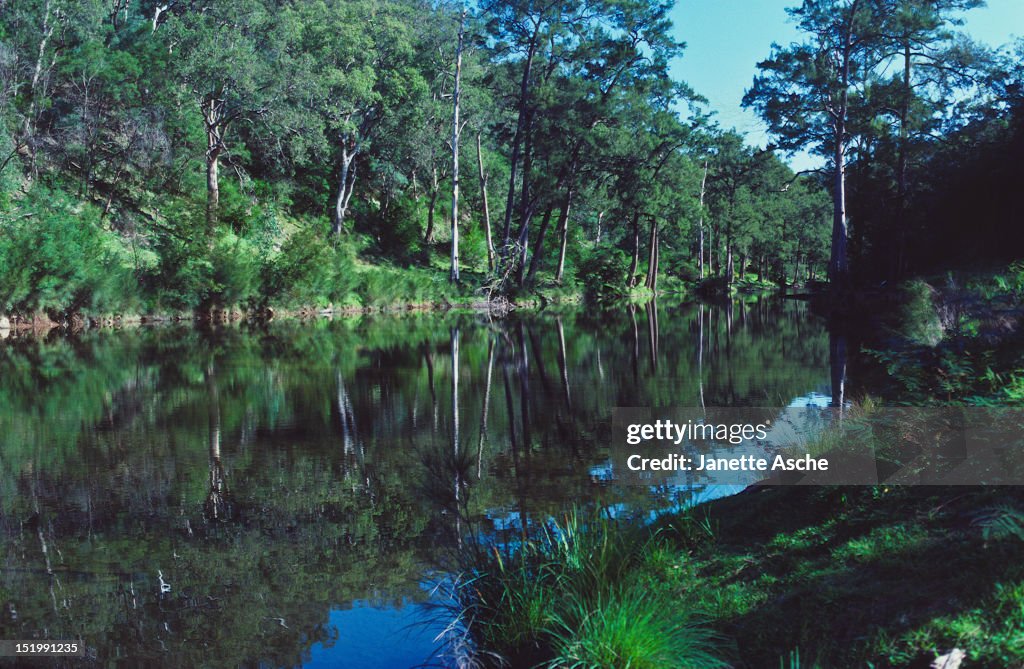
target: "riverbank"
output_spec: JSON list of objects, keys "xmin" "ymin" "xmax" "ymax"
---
[
  {"xmin": 451, "ymin": 485, "xmax": 1024, "ymax": 668},
  {"xmin": 677, "ymin": 485, "xmax": 1023, "ymax": 667},
  {"xmin": 449, "ymin": 270, "xmax": 1024, "ymax": 668},
  {"xmin": 0, "ymin": 281, "xmax": 587, "ymax": 334}
]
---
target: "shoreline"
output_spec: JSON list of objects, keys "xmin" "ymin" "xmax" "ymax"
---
[
  {"xmin": 0, "ymin": 295, "xmax": 533, "ymax": 335},
  {"xmin": 0, "ymin": 282, "xmax": 827, "ymax": 336}
]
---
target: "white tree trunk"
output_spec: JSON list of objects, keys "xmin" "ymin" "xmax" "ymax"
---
[
  {"xmin": 450, "ymin": 12, "xmax": 465, "ymax": 282},
  {"xmin": 698, "ymin": 160, "xmax": 708, "ymax": 279},
  {"xmin": 333, "ymin": 144, "xmax": 357, "ymax": 235},
  {"xmin": 476, "ymin": 133, "xmax": 495, "ymax": 271}
]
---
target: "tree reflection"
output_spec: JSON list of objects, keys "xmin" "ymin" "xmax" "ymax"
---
[{"xmin": 0, "ymin": 302, "xmax": 833, "ymax": 665}]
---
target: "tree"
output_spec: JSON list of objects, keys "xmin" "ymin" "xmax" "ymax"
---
[
  {"xmin": 164, "ymin": 0, "xmax": 291, "ymax": 228},
  {"xmin": 744, "ymin": 0, "xmax": 881, "ymax": 290},
  {"xmin": 483, "ymin": 0, "xmax": 566, "ymax": 264},
  {"xmin": 285, "ymin": 0, "xmax": 428, "ymax": 236},
  {"xmin": 449, "ymin": 10, "xmax": 466, "ymax": 282},
  {"xmin": 869, "ymin": 0, "xmax": 985, "ymax": 277}
]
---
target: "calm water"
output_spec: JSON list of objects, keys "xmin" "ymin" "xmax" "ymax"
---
[{"xmin": 0, "ymin": 299, "xmax": 836, "ymax": 668}]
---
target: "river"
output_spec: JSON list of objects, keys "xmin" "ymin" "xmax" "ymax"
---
[{"xmin": 0, "ymin": 298, "xmax": 837, "ymax": 667}]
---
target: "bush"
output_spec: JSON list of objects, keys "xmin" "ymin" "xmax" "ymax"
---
[
  {"xmin": 896, "ymin": 279, "xmax": 944, "ymax": 347},
  {"xmin": 357, "ymin": 265, "xmax": 456, "ymax": 308},
  {"xmin": 372, "ymin": 196, "xmax": 422, "ymax": 262},
  {"xmin": 209, "ymin": 230, "xmax": 261, "ymax": 307},
  {"xmin": 0, "ymin": 187, "xmax": 138, "ymax": 316},
  {"xmin": 261, "ymin": 227, "xmax": 359, "ymax": 308},
  {"xmin": 262, "ymin": 227, "xmax": 332, "ymax": 306},
  {"xmin": 148, "ymin": 226, "xmax": 262, "ymax": 311},
  {"xmin": 577, "ymin": 248, "xmax": 629, "ymax": 302}
]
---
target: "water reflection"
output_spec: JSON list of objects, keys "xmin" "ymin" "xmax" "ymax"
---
[{"xmin": 0, "ymin": 298, "xmax": 831, "ymax": 667}]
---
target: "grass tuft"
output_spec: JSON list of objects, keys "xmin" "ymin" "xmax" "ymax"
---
[
  {"xmin": 546, "ymin": 588, "xmax": 727, "ymax": 669},
  {"xmin": 450, "ymin": 509, "xmax": 728, "ymax": 668}
]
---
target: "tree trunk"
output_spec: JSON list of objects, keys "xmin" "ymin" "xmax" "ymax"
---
[
  {"xmin": 22, "ymin": 0, "xmax": 55, "ymax": 174},
  {"xmin": 829, "ymin": 136, "xmax": 849, "ymax": 289},
  {"xmin": 554, "ymin": 186, "xmax": 573, "ymax": 284},
  {"xmin": 425, "ymin": 168, "xmax": 439, "ymax": 244},
  {"xmin": 333, "ymin": 144, "xmax": 357, "ymax": 236},
  {"xmin": 829, "ymin": 21, "xmax": 854, "ymax": 291},
  {"xmin": 709, "ymin": 225, "xmax": 716, "ymax": 276},
  {"xmin": 512, "ymin": 111, "xmax": 536, "ymax": 282},
  {"xmin": 793, "ymin": 243, "xmax": 801, "ymax": 286},
  {"xmin": 500, "ymin": 27, "xmax": 541, "ymax": 253},
  {"xmin": 476, "ymin": 133, "xmax": 495, "ymax": 272},
  {"xmin": 698, "ymin": 160, "xmax": 708, "ymax": 279},
  {"xmin": 152, "ymin": 3, "xmax": 170, "ymax": 32},
  {"xmin": 725, "ymin": 238, "xmax": 734, "ymax": 287},
  {"xmin": 894, "ymin": 38, "xmax": 911, "ymax": 279},
  {"xmin": 627, "ymin": 212, "xmax": 641, "ymax": 287},
  {"xmin": 449, "ymin": 12, "xmax": 465, "ymax": 283},
  {"xmin": 525, "ymin": 206, "xmax": 554, "ymax": 285},
  {"xmin": 205, "ymin": 148, "xmax": 220, "ymax": 229},
  {"xmin": 644, "ymin": 218, "xmax": 659, "ymax": 291}
]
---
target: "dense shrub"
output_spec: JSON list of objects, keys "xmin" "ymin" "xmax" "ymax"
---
[
  {"xmin": 209, "ymin": 230, "xmax": 262, "ymax": 307},
  {"xmin": 577, "ymin": 248, "xmax": 629, "ymax": 301},
  {"xmin": 372, "ymin": 196, "xmax": 422, "ymax": 262},
  {"xmin": 148, "ymin": 227, "xmax": 262, "ymax": 311},
  {"xmin": 0, "ymin": 188, "xmax": 138, "ymax": 316},
  {"xmin": 261, "ymin": 227, "xmax": 359, "ymax": 307}
]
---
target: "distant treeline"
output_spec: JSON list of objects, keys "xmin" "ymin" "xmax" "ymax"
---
[{"xmin": 0, "ymin": 0, "xmax": 1020, "ymax": 316}]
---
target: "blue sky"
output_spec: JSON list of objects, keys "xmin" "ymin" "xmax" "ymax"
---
[{"xmin": 668, "ymin": 0, "xmax": 1024, "ymax": 170}]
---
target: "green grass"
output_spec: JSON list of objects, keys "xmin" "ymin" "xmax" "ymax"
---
[
  {"xmin": 546, "ymin": 588, "xmax": 727, "ymax": 669},
  {"xmin": 658, "ymin": 486, "xmax": 1024, "ymax": 668},
  {"xmin": 455, "ymin": 487, "xmax": 1024, "ymax": 668},
  {"xmin": 451, "ymin": 511, "xmax": 729, "ymax": 668}
]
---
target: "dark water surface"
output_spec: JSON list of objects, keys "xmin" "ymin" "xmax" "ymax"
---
[{"xmin": 0, "ymin": 300, "xmax": 835, "ymax": 668}]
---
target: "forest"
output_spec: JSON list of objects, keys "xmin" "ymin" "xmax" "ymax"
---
[
  {"xmin": 3, "ymin": 2, "xmax": 1024, "ymax": 668},
  {"xmin": 0, "ymin": 0, "xmax": 1020, "ymax": 320}
]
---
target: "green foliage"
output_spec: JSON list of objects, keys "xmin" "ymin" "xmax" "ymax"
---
[
  {"xmin": 778, "ymin": 648, "xmax": 824, "ymax": 669},
  {"xmin": 372, "ymin": 196, "xmax": 422, "ymax": 262},
  {"xmin": 209, "ymin": 230, "xmax": 262, "ymax": 307},
  {"xmin": 357, "ymin": 264, "xmax": 459, "ymax": 308},
  {"xmin": 577, "ymin": 249, "xmax": 629, "ymax": 302},
  {"xmin": 0, "ymin": 188, "xmax": 138, "ymax": 315},
  {"xmin": 977, "ymin": 506, "xmax": 1024, "ymax": 543},
  {"xmin": 453, "ymin": 510, "xmax": 727, "ymax": 668},
  {"xmin": 895, "ymin": 279, "xmax": 945, "ymax": 346},
  {"xmin": 0, "ymin": 0, "xmax": 846, "ymax": 309},
  {"xmin": 149, "ymin": 227, "xmax": 262, "ymax": 310},
  {"xmin": 547, "ymin": 588, "xmax": 726, "ymax": 669},
  {"xmin": 262, "ymin": 226, "xmax": 347, "ymax": 307}
]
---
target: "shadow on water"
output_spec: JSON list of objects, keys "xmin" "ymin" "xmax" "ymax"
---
[{"xmin": 0, "ymin": 298, "xmax": 834, "ymax": 667}]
